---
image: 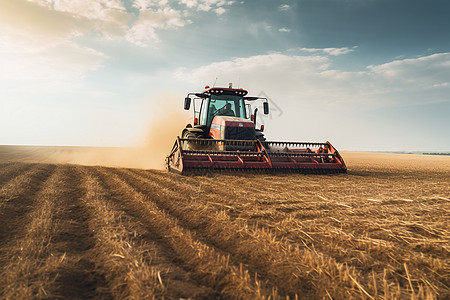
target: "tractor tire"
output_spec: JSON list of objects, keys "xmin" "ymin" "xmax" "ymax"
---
[
  {"xmin": 256, "ymin": 131, "xmax": 270, "ymax": 151},
  {"xmin": 182, "ymin": 130, "xmax": 207, "ymax": 151},
  {"xmin": 182, "ymin": 131, "xmax": 195, "ymax": 150},
  {"xmin": 256, "ymin": 131, "xmax": 266, "ymax": 142},
  {"xmin": 182, "ymin": 129, "xmax": 217, "ymax": 151}
]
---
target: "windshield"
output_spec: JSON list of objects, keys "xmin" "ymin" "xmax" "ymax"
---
[{"xmin": 206, "ymin": 95, "xmax": 246, "ymax": 126}]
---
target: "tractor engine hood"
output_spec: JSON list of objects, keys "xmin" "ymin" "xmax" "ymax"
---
[
  {"xmin": 211, "ymin": 116, "xmax": 254, "ymax": 128},
  {"xmin": 210, "ymin": 116, "xmax": 256, "ymax": 140}
]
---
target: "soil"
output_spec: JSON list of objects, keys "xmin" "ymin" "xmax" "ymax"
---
[{"xmin": 0, "ymin": 146, "xmax": 449, "ymax": 299}]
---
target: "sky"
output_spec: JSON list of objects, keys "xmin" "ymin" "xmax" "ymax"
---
[{"xmin": 1, "ymin": 0, "xmax": 449, "ymax": 152}]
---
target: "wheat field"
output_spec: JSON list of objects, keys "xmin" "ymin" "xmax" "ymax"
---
[{"xmin": 0, "ymin": 146, "xmax": 449, "ymax": 299}]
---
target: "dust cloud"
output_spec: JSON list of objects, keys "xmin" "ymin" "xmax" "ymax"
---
[
  {"xmin": 4, "ymin": 94, "xmax": 191, "ymax": 170},
  {"xmin": 132, "ymin": 94, "xmax": 191, "ymax": 169}
]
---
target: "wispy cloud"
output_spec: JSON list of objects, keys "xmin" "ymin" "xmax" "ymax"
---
[
  {"xmin": 0, "ymin": 0, "xmax": 238, "ymax": 90},
  {"xmin": 3, "ymin": 0, "xmax": 237, "ymax": 49},
  {"xmin": 175, "ymin": 51, "xmax": 450, "ymax": 109},
  {"xmin": 126, "ymin": 8, "xmax": 188, "ymax": 46},
  {"xmin": 43, "ymin": 0, "xmax": 125, "ymax": 21},
  {"xmin": 298, "ymin": 46, "xmax": 358, "ymax": 56},
  {"xmin": 279, "ymin": 4, "xmax": 290, "ymax": 11},
  {"xmin": 133, "ymin": 0, "xmax": 170, "ymax": 10},
  {"xmin": 0, "ymin": 0, "xmax": 108, "ymax": 87},
  {"xmin": 180, "ymin": 0, "xmax": 235, "ymax": 14},
  {"xmin": 215, "ymin": 7, "xmax": 227, "ymax": 15},
  {"xmin": 278, "ymin": 27, "xmax": 291, "ymax": 33}
]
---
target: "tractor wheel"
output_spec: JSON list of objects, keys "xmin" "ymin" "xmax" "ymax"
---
[
  {"xmin": 182, "ymin": 130, "xmax": 204, "ymax": 150},
  {"xmin": 256, "ymin": 131, "xmax": 266, "ymax": 142},
  {"xmin": 256, "ymin": 131, "xmax": 270, "ymax": 151},
  {"xmin": 182, "ymin": 130, "xmax": 215, "ymax": 151}
]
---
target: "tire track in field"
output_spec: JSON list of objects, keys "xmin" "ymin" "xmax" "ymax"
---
[
  {"xmin": 131, "ymin": 169, "xmax": 254, "ymax": 218},
  {"xmin": 113, "ymin": 169, "xmax": 295, "ymax": 295},
  {"xmin": 127, "ymin": 171, "xmax": 247, "ymax": 253},
  {"xmin": 130, "ymin": 169, "xmax": 283, "ymax": 228},
  {"xmin": 132, "ymin": 170, "xmax": 366, "ymax": 256},
  {"xmin": 45, "ymin": 165, "xmax": 108, "ymax": 299},
  {"xmin": 79, "ymin": 166, "xmax": 169, "ymax": 299},
  {"xmin": 116, "ymin": 168, "xmax": 369, "ymax": 299},
  {"xmin": 0, "ymin": 164, "xmax": 56, "ymax": 252},
  {"xmin": 141, "ymin": 169, "xmax": 443, "ymax": 298},
  {"xmin": 0, "ymin": 165, "xmax": 71, "ymax": 299},
  {"xmin": 135, "ymin": 170, "xmax": 446, "ymax": 299},
  {"xmin": 0, "ymin": 162, "xmax": 15, "ymax": 171},
  {"xmin": 80, "ymin": 166, "xmax": 213, "ymax": 300},
  {"xmin": 176, "ymin": 170, "xmax": 450, "ymax": 294},
  {"xmin": 132, "ymin": 169, "xmax": 297, "ymax": 219},
  {"xmin": 95, "ymin": 166, "xmax": 267, "ymax": 299},
  {"xmin": 0, "ymin": 162, "xmax": 34, "ymax": 187}
]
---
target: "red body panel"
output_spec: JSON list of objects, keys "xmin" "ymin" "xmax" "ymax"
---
[{"xmin": 209, "ymin": 116, "xmax": 255, "ymax": 139}]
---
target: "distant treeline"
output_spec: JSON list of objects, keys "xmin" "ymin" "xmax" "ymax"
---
[{"xmin": 422, "ymin": 153, "xmax": 450, "ymax": 156}]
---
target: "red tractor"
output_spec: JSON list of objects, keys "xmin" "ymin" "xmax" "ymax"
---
[{"xmin": 167, "ymin": 85, "xmax": 347, "ymax": 174}]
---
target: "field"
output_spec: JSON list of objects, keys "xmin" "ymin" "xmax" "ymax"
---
[{"xmin": 0, "ymin": 146, "xmax": 449, "ymax": 299}]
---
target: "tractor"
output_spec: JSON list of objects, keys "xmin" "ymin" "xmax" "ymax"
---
[{"xmin": 167, "ymin": 85, "xmax": 347, "ymax": 174}]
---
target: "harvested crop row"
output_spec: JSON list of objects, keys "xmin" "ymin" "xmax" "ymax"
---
[
  {"xmin": 45, "ymin": 165, "xmax": 107, "ymax": 299},
  {"xmin": 94, "ymin": 166, "xmax": 268, "ymax": 299},
  {"xmin": 113, "ymin": 168, "xmax": 373, "ymax": 299},
  {"xmin": 0, "ymin": 164, "xmax": 56, "ymax": 258},
  {"xmin": 0, "ymin": 162, "xmax": 32, "ymax": 184},
  {"xmin": 0, "ymin": 165, "xmax": 69, "ymax": 299},
  {"xmin": 0, "ymin": 163, "xmax": 45, "ymax": 198},
  {"xmin": 131, "ymin": 169, "xmax": 448, "ymax": 298},
  {"xmin": 76, "ymin": 166, "xmax": 168, "ymax": 299}
]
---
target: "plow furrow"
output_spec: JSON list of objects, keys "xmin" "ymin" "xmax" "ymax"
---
[
  {"xmin": 0, "ymin": 148, "xmax": 448, "ymax": 299},
  {"xmin": 111, "ymin": 168, "xmax": 371, "ymax": 299},
  {"xmin": 95, "ymin": 166, "xmax": 269, "ymax": 299},
  {"xmin": 0, "ymin": 164, "xmax": 56, "ymax": 258},
  {"xmin": 0, "ymin": 165, "xmax": 68, "ymax": 298},
  {"xmin": 75, "ymin": 166, "xmax": 170, "ymax": 299},
  {"xmin": 131, "ymin": 168, "xmax": 449, "ymax": 295},
  {"xmin": 0, "ymin": 163, "xmax": 34, "ymax": 186}
]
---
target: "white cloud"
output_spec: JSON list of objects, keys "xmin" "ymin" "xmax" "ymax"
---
[
  {"xmin": 278, "ymin": 27, "xmax": 291, "ymax": 33},
  {"xmin": 0, "ymin": 36, "xmax": 107, "ymax": 85},
  {"xmin": 1, "ymin": 0, "xmax": 236, "ymax": 50},
  {"xmin": 180, "ymin": 0, "xmax": 235, "ymax": 13},
  {"xmin": 279, "ymin": 4, "xmax": 290, "ymax": 11},
  {"xmin": 180, "ymin": 0, "xmax": 198, "ymax": 8},
  {"xmin": 175, "ymin": 51, "xmax": 450, "ymax": 109},
  {"xmin": 369, "ymin": 53, "xmax": 450, "ymax": 82},
  {"xmin": 133, "ymin": 0, "xmax": 169, "ymax": 10},
  {"xmin": 0, "ymin": 0, "xmax": 108, "ymax": 88},
  {"xmin": 215, "ymin": 7, "xmax": 226, "ymax": 15},
  {"xmin": 298, "ymin": 46, "xmax": 358, "ymax": 56},
  {"xmin": 175, "ymin": 54, "xmax": 331, "ymax": 100},
  {"xmin": 173, "ymin": 51, "xmax": 450, "ymax": 150},
  {"xmin": 126, "ymin": 8, "xmax": 188, "ymax": 46},
  {"xmin": 29, "ymin": 0, "xmax": 126, "ymax": 21}
]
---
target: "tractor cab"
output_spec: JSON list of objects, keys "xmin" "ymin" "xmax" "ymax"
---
[{"xmin": 183, "ymin": 85, "xmax": 269, "ymax": 141}]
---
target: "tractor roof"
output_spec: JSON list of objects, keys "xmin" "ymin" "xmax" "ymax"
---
[{"xmin": 202, "ymin": 86, "xmax": 248, "ymax": 96}]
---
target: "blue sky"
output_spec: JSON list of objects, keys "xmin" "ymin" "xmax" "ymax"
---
[{"xmin": 1, "ymin": 0, "xmax": 449, "ymax": 151}]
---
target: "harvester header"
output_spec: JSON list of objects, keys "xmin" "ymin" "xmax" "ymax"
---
[{"xmin": 167, "ymin": 85, "xmax": 347, "ymax": 174}]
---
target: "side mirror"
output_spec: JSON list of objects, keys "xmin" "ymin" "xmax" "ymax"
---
[
  {"xmin": 263, "ymin": 102, "xmax": 269, "ymax": 115},
  {"xmin": 184, "ymin": 97, "xmax": 191, "ymax": 110}
]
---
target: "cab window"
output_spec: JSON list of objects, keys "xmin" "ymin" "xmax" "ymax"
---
[
  {"xmin": 199, "ymin": 98, "xmax": 209, "ymax": 126},
  {"xmin": 207, "ymin": 95, "xmax": 246, "ymax": 126}
]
